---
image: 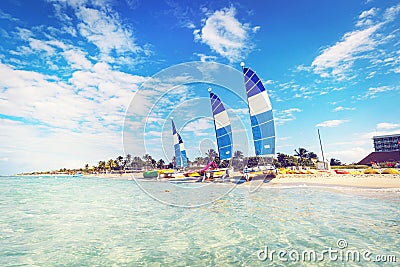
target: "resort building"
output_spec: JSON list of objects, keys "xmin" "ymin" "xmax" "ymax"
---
[
  {"xmin": 373, "ymin": 134, "xmax": 400, "ymax": 152},
  {"xmin": 359, "ymin": 133, "xmax": 400, "ymax": 165}
]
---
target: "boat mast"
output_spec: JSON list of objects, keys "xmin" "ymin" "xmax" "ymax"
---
[
  {"xmin": 318, "ymin": 129, "xmax": 326, "ymax": 170},
  {"xmin": 208, "ymin": 88, "xmax": 220, "ymax": 163}
]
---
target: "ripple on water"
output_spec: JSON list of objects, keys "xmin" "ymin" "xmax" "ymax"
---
[{"xmin": 0, "ymin": 176, "xmax": 399, "ymax": 266}]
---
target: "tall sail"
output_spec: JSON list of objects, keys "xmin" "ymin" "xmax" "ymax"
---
[
  {"xmin": 242, "ymin": 65, "xmax": 275, "ymax": 156},
  {"xmin": 171, "ymin": 119, "xmax": 188, "ymax": 168},
  {"xmin": 209, "ymin": 89, "xmax": 233, "ymax": 160}
]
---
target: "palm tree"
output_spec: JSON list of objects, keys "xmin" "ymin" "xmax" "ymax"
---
[
  {"xmin": 84, "ymin": 163, "xmax": 89, "ymax": 173},
  {"xmin": 277, "ymin": 153, "xmax": 289, "ymax": 167},
  {"xmin": 98, "ymin": 161, "xmax": 106, "ymax": 173},
  {"xmin": 143, "ymin": 154, "xmax": 154, "ymax": 170},
  {"xmin": 206, "ymin": 148, "xmax": 218, "ymax": 163},
  {"xmin": 194, "ymin": 157, "xmax": 204, "ymax": 167},
  {"xmin": 330, "ymin": 158, "xmax": 342, "ymax": 166},
  {"xmin": 294, "ymin": 147, "xmax": 308, "ymax": 166},
  {"xmin": 124, "ymin": 154, "xmax": 132, "ymax": 169},
  {"xmin": 157, "ymin": 159, "xmax": 165, "ymax": 169},
  {"xmin": 105, "ymin": 159, "xmax": 116, "ymax": 172},
  {"xmin": 234, "ymin": 150, "xmax": 244, "ymax": 159},
  {"xmin": 116, "ymin": 156, "xmax": 123, "ymax": 169},
  {"xmin": 307, "ymin": 151, "xmax": 318, "ymax": 160},
  {"xmin": 233, "ymin": 150, "xmax": 244, "ymax": 169},
  {"xmin": 132, "ymin": 156, "xmax": 143, "ymax": 170}
]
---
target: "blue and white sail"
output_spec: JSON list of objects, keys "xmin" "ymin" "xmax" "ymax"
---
[
  {"xmin": 241, "ymin": 64, "xmax": 275, "ymax": 156},
  {"xmin": 209, "ymin": 89, "xmax": 233, "ymax": 160},
  {"xmin": 171, "ymin": 119, "xmax": 188, "ymax": 168}
]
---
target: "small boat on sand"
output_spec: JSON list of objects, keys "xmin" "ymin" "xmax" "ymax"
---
[{"xmin": 334, "ymin": 170, "xmax": 350, "ymax": 174}]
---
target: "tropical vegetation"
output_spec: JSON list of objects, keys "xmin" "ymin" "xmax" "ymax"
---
[{"xmin": 20, "ymin": 147, "xmax": 353, "ymax": 175}]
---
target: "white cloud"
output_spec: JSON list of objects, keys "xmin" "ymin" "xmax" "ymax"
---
[
  {"xmin": 252, "ymin": 26, "xmax": 261, "ymax": 33},
  {"xmin": 47, "ymin": 0, "xmax": 147, "ymax": 63},
  {"xmin": 311, "ymin": 24, "xmax": 381, "ymax": 79},
  {"xmin": 62, "ymin": 49, "xmax": 92, "ymax": 69},
  {"xmin": 316, "ymin": 119, "xmax": 348, "ymax": 128},
  {"xmin": 0, "ymin": 9, "xmax": 19, "ymax": 21},
  {"xmin": 76, "ymin": 6, "xmax": 139, "ymax": 56},
  {"xmin": 193, "ymin": 6, "xmax": 255, "ymax": 62},
  {"xmin": 333, "ymin": 106, "xmax": 356, "ymax": 112},
  {"xmin": 275, "ymin": 108, "xmax": 302, "ymax": 125},
  {"xmin": 357, "ymin": 7, "xmax": 378, "ymax": 27},
  {"xmin": 183, "ymin": 118, "xmax": 214, "ymax": 137},
  {"xmin": 312, "ymin": 3, "xmax": 400, "ymax": 79},
  {"xmin": 359, "ymin": 7, "xmax": 378, "ymax": 19},
  {"xmin": 16, "ymin": 27, "xmax": 33, "ymax": 39},
  {"xmin": 0, "ymin": 61, "xmax": 146, "ymax": 132},
  {"xmin": 383, "ymin": 3, "xmax": 400, "ymax": 22},
  {"xmin": 364, "ymin": 85, "xmax": 398, "ymax": 98},
  {"xmin": 28, "ymin": 38, "xmax": 55, "ymax": 54},
  {"xmin": 194, "ymin": 53, "xmax": 218, "ymax": 62},
  {"xmin": 0, "ymin": 58, "xmax": 151, "ymax": 174},
  {"xmin": 376, "ymin": 122, "xmax": 400, "ymax": 130},
  {"xmin": 0, "ymin": 118, "xmax": 123, "ymax": 174}
]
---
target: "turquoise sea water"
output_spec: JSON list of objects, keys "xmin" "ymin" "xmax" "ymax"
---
[{"xmin": 0, "ymin": 176, "xmax": 399, "ymax": 266}]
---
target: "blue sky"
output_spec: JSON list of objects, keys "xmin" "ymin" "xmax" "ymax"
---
[{"xmin": 0, "ymin": 0, "xmax": 399, "ymax": 174}]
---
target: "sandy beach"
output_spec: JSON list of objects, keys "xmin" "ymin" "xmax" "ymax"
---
[
  {"xmin": 82, "ymin": 172, "xmax": 400, "ymax": 188},
  {"xmin": 269, "ymin": 173, "xmax": 400, "ymax": 188}
]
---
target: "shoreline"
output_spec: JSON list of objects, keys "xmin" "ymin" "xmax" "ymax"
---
[
  {"xmin": 86, "ymin": 172, "xmax": 400, "ymax": 189},
  {"xmin": 11, "ymin": 172, "xmax": 400, "ymax": 189}
]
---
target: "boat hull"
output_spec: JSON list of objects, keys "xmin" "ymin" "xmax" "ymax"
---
[
  {"xmin": 143, "ymin": 170, "xmax": 158, "ymax": 178},
  {"xmin": 242, "ymin": 165, "xmax": 277, "ymax": 181}
]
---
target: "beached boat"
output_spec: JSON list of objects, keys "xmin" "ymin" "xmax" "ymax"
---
[
  {"xmin": 143, "ymin": 170, "xmax": 158, "ymax": 178},
  {"xmin": 334, "ymin": 169, "xmax": 350, "ymax": 174},
  {"xmin": 145, "ymin": 119, "xmax": 189, "ymax": 179},
  {"xmin": 156, "ymin": 119, "xmax": 189, "ymax": 179},
  {"xmin": 200, "ymin": 89, "xmax": 234, "ymax": 181},
  {"xmin": 240, "ymin": 62, "xmax": 277, "ymax": 181},
  {"xmin": 157, "ymin": 169, "xmax": 175, "ymax": 178},
  {"xmin": 171, "ymin": 118, "xmax": 188, "ymax": 170}
]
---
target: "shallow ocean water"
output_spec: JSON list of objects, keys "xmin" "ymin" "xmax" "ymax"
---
[{"xmin": 0, "ymin": 176, "xmax": 399, "ymax": 266}]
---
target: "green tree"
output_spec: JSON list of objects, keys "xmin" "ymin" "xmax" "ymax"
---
[
  {"xmin": 84, "ymin": 163, "xmax": 89, "ymax": 173},
  {"xmin": 233, "ymin": 150, "xmax": 244, "ymax": 169},
  {"xmin": 157, "ymin": 159, "xmax": 165, "ymax": 169},
  {"xmin": 194, "ymin": 157, "xmax": 204, "ymax": 167},
  {"xmin": 277, "ymin": 153, "xmax": 289, "ymax": 167},
  {"xmin": 132, "ymin": 156, "xmax": 143, "ymax": 170},
  {"xmin": 98, "ymin": 161, "xmax": 106, "ymax": 172},
  {"xmin": 143, "ymin": 154, "xmax": 153, "ymax": 170},
  {"xmin": 116, "ymin": 156, "xmax": 123, "ymax": 169},
  {"xmin": 206, "ymin": 149, "xmax": 218, "ymax": 163},
  {"xmin": 294, "ymin": 147, "xmax": 308, "ymax": 164},
  {"xmin": 124, "ymin": 154, "xmax": 132, "ymax": 169},
  {"xmin": 307, "ymin": 151, "xmax": 318, "ymax": 160},
  {"xmin": 330, "ymin": 158, "xmax": 342, "ymax": 166},
  {"xmin": 106, "ymin": 159, "xmax": 116, "ymax": 171}
]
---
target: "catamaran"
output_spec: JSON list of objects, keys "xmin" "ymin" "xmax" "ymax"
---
[
  {"xmin": 201, "ymin": 88, "xmax": 234, "ymax": 181},
  {"xmin": 157, "ymin": 118, "xmax": 189, "ymax": 179},
  {"xmin": 171, "ymin": 118, "xmax": 188, "ymax": 170},
  {"xmin": 240, "ymin": 62, "xmax": 277, "ymax": 181}
]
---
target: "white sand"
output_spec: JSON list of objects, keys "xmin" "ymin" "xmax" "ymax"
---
[{"xmin": 83, "ymin": 172, "xmax": 400, "ymax": 188}]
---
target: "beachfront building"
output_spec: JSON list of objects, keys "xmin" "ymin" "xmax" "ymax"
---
[
  {"xmin": 373, "ymin": 134, "xmax": 400, "ymax": 152},
  {"xmin": 359, "ymin": 133, "xmax": 400, "ymax": 165}
]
